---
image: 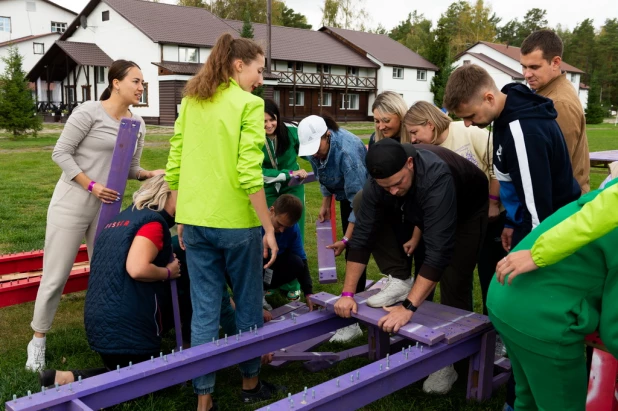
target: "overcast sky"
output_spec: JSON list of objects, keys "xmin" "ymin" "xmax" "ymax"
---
[{"xmin": 54, "ymin": 0, "xmax": 616, "ymax": 32}]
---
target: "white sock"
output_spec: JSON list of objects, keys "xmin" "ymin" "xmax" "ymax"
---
[{"xmin": 32, "ymin": 335, "xmax": 46, "ymax": 345}]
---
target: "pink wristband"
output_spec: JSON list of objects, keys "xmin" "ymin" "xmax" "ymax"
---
[
  {"xmin": 166, "ymin": 267, "xmax": 171, "ymax": 281},
  {"xmin": 341, "ymin": 292, "xmax": 355, "ymax": 298},
  {"xmin": 87, "ymin": 181, "xmax": 96, "ymax": 193},
  {"xmin": 489, "ymin": 194, "xmax": 500, "ymax": 201}
]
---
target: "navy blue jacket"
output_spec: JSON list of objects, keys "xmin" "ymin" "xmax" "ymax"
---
[
  {"xmin": 85, "ymin": 206, "xmax": 172, "ymax": 356},
  {"xmin": 493, "ymin": 83, "xmax": 580, "ymax": 238}
]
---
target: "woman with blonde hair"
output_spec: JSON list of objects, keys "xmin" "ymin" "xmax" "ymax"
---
[
  {"xmin": 39, "ymin": 174, "xmax": 181, "ymax": 388},
  {"xmin": 165, "ymin": 33, "xmax": 281, "ymax": 410},
  {"xmin": 369, "ymin": 91, "xmax": 410, "ymax": 148}
]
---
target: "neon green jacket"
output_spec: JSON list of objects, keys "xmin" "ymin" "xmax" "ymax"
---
[
  {"xmin": 532, "ymin": 180, "xmax": 618, "ymax": 267},
  {"xmin": 165, "ymin": 79, "xmax": 265, "ymax": 228}
]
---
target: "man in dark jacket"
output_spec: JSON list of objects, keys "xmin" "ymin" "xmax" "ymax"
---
[
  {"xmin": 334, "ymin": 139, "xmax": 488, "ymax": 394},
  {"xmin": 443, "ymin": 64, "xmax": 580, "ymax": 251}
]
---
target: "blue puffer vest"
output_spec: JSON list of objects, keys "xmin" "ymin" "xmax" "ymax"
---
[{"xmin": 84, "ymin": 206, "xmax": 172, "ymax": 355}]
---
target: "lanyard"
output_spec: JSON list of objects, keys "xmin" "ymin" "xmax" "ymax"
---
[{"xmin": 264, "ymin": 137, "xmax": 278, "ymax": 170}]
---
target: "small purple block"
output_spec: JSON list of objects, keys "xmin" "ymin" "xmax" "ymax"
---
[
  {"xmin": 287, "ymin": 172, "xmax": 317, "ymax": 187},
  {"xmin": 316, "ymin": 220, "xmax": 337, "ymax": 284}
]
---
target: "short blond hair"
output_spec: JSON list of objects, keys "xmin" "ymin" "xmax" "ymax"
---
[
  {"xmin": 404, "ymin": 101, "xmax": 452, "ymax": 144},
  {"xmin": 133, "ymin": 174, "xmax": 170, "ymax": 211},
  {"xmin": 372, "ymin": 91, "xmax": 410, "ymax": 144},
  {"xmin": 443, "ymin": 64, "xmax": 497, "ymax": 112}
]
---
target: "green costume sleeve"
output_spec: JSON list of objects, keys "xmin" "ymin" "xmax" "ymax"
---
[{"xmin": 531, "ymin": 182, "xmax": 618, "ymax": 267}]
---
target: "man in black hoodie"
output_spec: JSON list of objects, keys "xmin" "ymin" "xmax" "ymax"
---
[{"xmin": 443, "ymin": 64, "xmax": 580, "ymax": 251}]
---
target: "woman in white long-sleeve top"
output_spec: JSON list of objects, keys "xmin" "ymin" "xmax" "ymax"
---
[{"xmin": 26, "ymin": 60, "xmax": 163, "ymax": 372}]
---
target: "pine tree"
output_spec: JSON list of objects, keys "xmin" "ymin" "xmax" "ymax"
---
[
  {"xmin": 585, "ymin": 76, "xmax": 606, "ymax": 124},
  {"xmin": 240, "ymin": 9, "xmax": 254, "ymax": 39},
  {"xmin": 0, "ymin": 47, "xmax": 42, "ymax": 137}
]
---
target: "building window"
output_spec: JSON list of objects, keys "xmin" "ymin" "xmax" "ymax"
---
[
  {"xmin": 81, "ymin": 85, "xmax": 91, "ymax": 102},
  {"xmin": 26, "ymin": 2, "xmax": 36, "ymax": 12},
  {"xmin": 392, "ymin": 67, "xmax": 404, "ymax": 79},
  {"xmin": 66, "ymin": 86, "xmax": 76, "ymax": 104},
  {"xmin": 318, "ymin": 64, "xmax": 331, "ymax": 74},
  {"xmin": 0, "ymin": 17, "xmax": 10, "ymax": 32},
  {"xmin": 463, "ymin": 60, "xmax": 471, "ymax": 65},
  {"xmin": 570, "ymin": 73, "xmax": 576, "ymax": 82},
  {"xmin": 33, "ymin": 43, "xmax": 44, "ymax": 54},
  {"xmin": 179, "ymin": 47, "xmax": 198, "ymax": 63},
  {"xmin": 136, "ymin": 83, "xmax": 148, "ymax": 106},
  {"xmin": 417, "ymin": 70, "xmax": 427, "ymax": 81},
  {"xmin": 318, "ymin": 92, "xmax": 332, "ymax": 107},
  {"xmin": 273, "ymin": 90, "xmax": 280, "ymax": 106},
  {"xmin": 287, "ymin": 62, "xmax": 303, "ymax": 72},
  {"xmin": 95, "ymin": 66, "xmax": 105, "ymax": 83},
  {"xmin": 347, "ymin": 67, "xmax": 359, "ymax": 76},
  {"xmin": 289, "ymin": 91, "xmax": 304, "ymax": 106},
  {"xmin": 102, "ymin": 11, "xmax": 110, "ymax": 21},
  {"xmin": 51, "ymin": 22, "xmax": 67, "ymax": 33},
  {"xmin": 341, "ymin": 93, "xmax": 359, "ymax": 110}
]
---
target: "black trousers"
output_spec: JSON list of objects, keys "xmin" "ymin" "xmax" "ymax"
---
[
  {"xmin": 477, "ymin": 212, "xmax": 507, "ymax": 315},
  {"xmin": 263, "ymin": 251, "xmax": 304, "ymax": 290},
  {"xmin": 340, "ymin": 199, "xmax": 367, "ymax": 294}
]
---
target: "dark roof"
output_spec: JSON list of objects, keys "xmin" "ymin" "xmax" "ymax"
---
[
  {"xmin": 579, "ymin": 83, "xmax": 590, "ymax": 90},
  {"xmin": 225, "ymin": 21, "xmax": 378, "ymax": 68},
  {"xmin": 475, "ymin": 41, "xmax": 584, "ymax": 74},
  {"xmin": 56, "ymin": 41, "xmax": 113, "ymax": 66},
  {"xmin": 153, "ymin": 61, "xmax": 280, "ymax": 79},
  {"xmin": 319, "ymin": 26, "xmax": 438, "ymax": 71},
  {"xmin": 0, "ymin": 33, "xmax": 58, "ymax": 48},
  {"xmin": 61, "ymin": 0, "xmax": 377, "ymax": 68},
  {"xmin": 466, "ymin": 52, "xmax": 524, "ymax": 80}
]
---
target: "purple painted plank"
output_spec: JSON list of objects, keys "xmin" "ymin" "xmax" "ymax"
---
[
  {"xmin": 94, "ymin": 118, "xmax": 141, "ymax": 240},
  {"xmin": 310, "ymin": 292, "xmax": 445, "ymax": 346},
  {"xmin": 303, "ymin": 344, "xmax": 369, "ymax": 372},
  {"xmin": 258, "ymin": 332, "xmax": 485, "ymax": 410},
  {"xmin": 316, "ymin": 221, "xmax": 337, "ymax": 284},
  {"xmin": 287, "ymin": 172, "xmax": 317, "ymax": 186},
  {"xmin": 367, "ymin": 326, "xmax": 390, "ymax": 360},
  {"xmin": 169, "ymin": 279, "xmax": 183, "ymax": 351},
  {"xmin": 467, "ymin": 330, "xmax": 496, "ymax": 400},
  {"xmin": 271, "ymin": 351, "xmax": 339, "ymax": 362},
  {"xmin": 416, "ymin": 301, "xmax": 491, "ymax": 329},
  {"xmin": 494, "ymin": 355, "xmax": 511, "ymax": 371},
  {"xmin": 590, "ymin": 150, "xmax": 618, "ymax": 162},
  {"xmin": 6, "ymin": 310, "xmax": 352, "ymax": 411},
  {"xmin": 269, "ymin": 332, "xmax": 335, "ymax": 367},
  {"xmin": 268, "ymin": 301, "xmax": 305, "ymax": 320},
  {"xmin": 492, "ymin": 371, "xmax": 512, "ymax": 391},
  {"xmin": 68, "ymin": 399, "xmax": 93, "ymax": 410}
]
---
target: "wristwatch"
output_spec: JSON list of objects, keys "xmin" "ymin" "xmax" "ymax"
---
[{"xmin": 402, "ymin": 298, "xmax": 418, "ymax": 312}]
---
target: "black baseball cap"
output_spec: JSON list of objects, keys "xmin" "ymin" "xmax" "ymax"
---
[{"xmin": 365, "ymin": 139, "xmax": 415, "ymax": 179}]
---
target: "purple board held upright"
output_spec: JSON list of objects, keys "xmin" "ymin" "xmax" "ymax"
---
[{"xmin": 316, "ymin": 220, "xmax": 337, "ymax": 284}]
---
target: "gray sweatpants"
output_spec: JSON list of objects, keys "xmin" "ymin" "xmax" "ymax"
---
[{"xmin": 31, "ymin": 179, "xmax": 102, "ymax": 333}]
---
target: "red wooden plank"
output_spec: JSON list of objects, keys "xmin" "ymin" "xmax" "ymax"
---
[
  {"xmin": 0, "ymin": 267, "xmax": 89, "ymax": 308},
  {"xmin": 0, "ymin": 245, "xmax": 88, "ymax": 276}
]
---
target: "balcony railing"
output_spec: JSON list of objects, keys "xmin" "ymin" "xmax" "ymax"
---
[{"xmin": 272, "ymin": 71, "xmax": 377, "ymax": 89}]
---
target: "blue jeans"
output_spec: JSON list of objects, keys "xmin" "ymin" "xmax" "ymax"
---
[{"xmin": 183, "ymin": 225, "xmax": 264, "ymax": 395}]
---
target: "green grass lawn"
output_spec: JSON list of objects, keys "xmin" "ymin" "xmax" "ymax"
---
[{"xmin": 1, "ymin": 122, "xmax": 616, "ymax": 410}]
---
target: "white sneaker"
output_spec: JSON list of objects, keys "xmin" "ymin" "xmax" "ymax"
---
[
  {"xmin": 25, "ymin": 339, "xmax": 46, "ymax": 372},
  {"xmin": 423, "ymin": 364, "xmax": 458, "ymax": 394},
  {"xmin": 329, "ymin": 323, "xmax": 363, "ymax": 343},
  {"xmin": 262, "ymin": 296, "xmax": 273, "ymax": 311},
  {"xmin": 366, "ymin": 275, "xmax": 414, "ymax": 308}
]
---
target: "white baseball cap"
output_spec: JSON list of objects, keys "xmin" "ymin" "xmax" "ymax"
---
[{"xmin": 298, "ymin": 115, "xmax": 328, "ymax": 156}]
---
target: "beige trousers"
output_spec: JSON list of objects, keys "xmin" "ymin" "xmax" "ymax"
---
[{"xmin": 30, "ymin": 179, "xmax": 102, "ymax": 333}]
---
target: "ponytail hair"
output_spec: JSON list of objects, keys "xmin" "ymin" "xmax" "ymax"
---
[
  {"xmin": 99, "ymin": 59, "xmax": 141, "ymax": 101},
  {"xmin": 184, "ymin": 33, "xmax": 264, "ymax": 101}
]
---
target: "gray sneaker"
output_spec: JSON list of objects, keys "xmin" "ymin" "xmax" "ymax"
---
[{"xmin": 367, "ymin": 275, "xmax": 414, "ymax": 308}]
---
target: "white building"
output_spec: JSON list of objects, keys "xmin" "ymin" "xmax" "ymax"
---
[
  {"xmin": 454, "ymin": 41, "xmax": 587, "ymax": 109},
  {"xmin": 0, "ymin": 0, "xmax": 77, "ymax": 74},
  {"xmin": 320, "ymin": 26, "xmax": 438, "ymax": 116},
  {"xmin": 27, "ymin": 0, "xmax": 438, "ymax": 124}
]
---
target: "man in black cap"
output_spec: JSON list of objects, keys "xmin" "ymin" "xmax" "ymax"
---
[{"xmin": 334, "ymin": 139, "xmax": 489, "ymax": 394}]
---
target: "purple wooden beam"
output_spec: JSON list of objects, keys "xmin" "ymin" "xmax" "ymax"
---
[
  {"xmin": 269, "ymin": 332, "xmax": 335, "ymax": 367},
  {"xmin": 316, "ymin": 221, "xmax": 337, "ymax": 284},
  {"xmin": 467, "ymin": 329, "xmax": 496, "ymax": 401},
  {"xmin": 310, "ymin": 292, "xmax": 446, "ymax": 345},
  {"xmin": 259, "ymin": 331, "xmax": 489, "ymax": 410},
  {"xmin": 68, "ymin": 399, "xmax": 93, "ymax": 410},
  {"xmin": 94, "ymin": 118, "xmax": 141, "ymax": 240},
  {"xmin": 303, "ymin": 344, "xmax": 370, "ymax": 372},
  {"xmin": 287, "ymin": 172, "xmax": 317, "ymax": 187},
  {"xmin": 5, "ymin": 310, "xmax": 352, "ymax": 411},
  {"xmin": 367, "ymin": 325, "xmax": 390, "ymax": 360},
  {"xmin": 169, "ymin": 279, "xmax": 183, "ymax": 351}
]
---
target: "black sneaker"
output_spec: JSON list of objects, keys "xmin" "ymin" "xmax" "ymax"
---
[{"xmin": 240, "ymin": 380, "xmax": 286, "ymax": 404}]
